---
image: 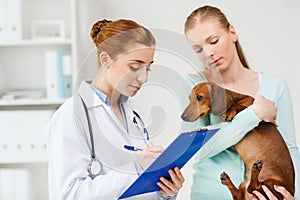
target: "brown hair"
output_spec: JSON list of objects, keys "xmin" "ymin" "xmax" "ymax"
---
[
  {"xmin": 90, "ymin": 19, "xmax": 156, "ymax": 61},
  {"xmin": 184, "ymin": 5, "xmax": 249, "ymax": 69}
]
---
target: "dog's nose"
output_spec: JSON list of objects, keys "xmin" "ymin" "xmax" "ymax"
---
[{"xmin": 181, "ymin": 113, "xmax": 188, "ymax": 121}]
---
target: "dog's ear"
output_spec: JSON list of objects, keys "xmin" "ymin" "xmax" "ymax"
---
[{"xmin": 208, "ymin": 82, "xmax": 229, "ymax": 116}]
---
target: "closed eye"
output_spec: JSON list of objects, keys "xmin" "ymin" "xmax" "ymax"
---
[
  {"xmin": 210, "ymin": 38, "xmax": 218, "ymax": 44},
  {"xmin": 130, "ymin": 66, "xmax": 139, "ymax": 71},
  {"xmin": 192, "ymin": 45, "xmax": 203, "ymax": 54},
  {"xmin": 196, "ymin": 48, "xmax": 203, "ymax": 54}
]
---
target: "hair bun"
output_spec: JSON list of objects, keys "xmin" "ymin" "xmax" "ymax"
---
[{"xmin": 90, "ymin": 19, "xmax": 112, "ymax": 40}]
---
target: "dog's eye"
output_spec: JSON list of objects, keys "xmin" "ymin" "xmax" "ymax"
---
[{"xmin": 197, "ymin": 95, "xmax": 203, "ymax": 101}]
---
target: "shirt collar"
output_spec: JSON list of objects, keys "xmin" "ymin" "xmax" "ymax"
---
[
  {"xmin": 90, "ymin": 83, "xmax": 129, "ymax": 106},
  {"xmin": 91, "ymin": 85, "xmax": 111, "ymax": 106},
  {"xmin": 77, "ymin": 80, "xmax": 130, "ymax": 108}
]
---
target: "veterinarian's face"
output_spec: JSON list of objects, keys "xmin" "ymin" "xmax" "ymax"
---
[
  {"xmin": 107, "ymin": 45, "xmax": 154, "ymax": 97},
  {"xmin": 186, "ymin": 19, "xmax": 238, "ymax": 72}
]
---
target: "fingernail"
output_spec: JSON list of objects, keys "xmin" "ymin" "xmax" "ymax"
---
[
  {"xmin": 252, "ymin": 191, "xmax": 258, "ymax": 200},
  {"xmin": 274, "ymin": 185, "xmax": 282, "ymax": 190}
]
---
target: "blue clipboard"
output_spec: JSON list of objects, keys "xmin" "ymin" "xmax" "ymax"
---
[{"xmin": 119, "ymin": 128, "xmax": 220, "ymax": 199}]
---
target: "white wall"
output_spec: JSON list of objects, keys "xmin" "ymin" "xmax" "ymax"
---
[
  {"xmin": 76, "ymin": 1, "xmax": 300, "ymax": 199},
  {"xmin": 79, "ymin": 0, "xmax": 300, "ymax": 144}
]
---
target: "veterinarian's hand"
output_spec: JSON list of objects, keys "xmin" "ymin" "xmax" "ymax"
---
[
  {"xmin": 138, "ymin": 145, "xmax": 163, "ymax": 170},
  {"xmin": 252, "ymin": 185, "xmax": 294, "ymax": 200},
  {"xmin": 157, "ymin": 166, "xmax": 185, "ymax": 197},
  {"xmin": 252, "ymin": 95, "xmax": 278, "ymax": 126}
]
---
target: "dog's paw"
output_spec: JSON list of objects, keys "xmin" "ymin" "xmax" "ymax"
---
[
  {"xmin": 220, "ymin": 171, "xmax": 230, "ymax": 185},
  {"xmin": 221, "ymin": 111, "xmax": 236, "ymax": 121},
  {"xmin": 252, "ymin": 160, "xmax": 263, "ymax": 171},
  {"xmin": 220, "ymin": 114, "xmax": 230, "ymax": 122},
  {"xmin": 220, "ymin": 114, "xmax": 227, "ymax": 122}
]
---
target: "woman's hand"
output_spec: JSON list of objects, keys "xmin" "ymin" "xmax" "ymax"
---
[
  {"xmin": 157, "ymin": 166, "xmax": 185, "ymax": 197},
  {"xmin": 253, "ymin": 185, "xmax": 294, "ymax": 200},
  {"xmin": 138, "ymin": 146, "xmax": 163, "ymax": 170},
  {"xmin": 252, "ymin": 95, "xmax": 278, "ymax": 126}
]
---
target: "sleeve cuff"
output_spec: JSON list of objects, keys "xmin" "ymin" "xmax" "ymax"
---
[
  {"xmin": 157, "ymin": 191, "xmax": 177, "ymax": 200},
  {"xmin": 234, "ymin": 105, "xmax": 261, "ymax": 128}
]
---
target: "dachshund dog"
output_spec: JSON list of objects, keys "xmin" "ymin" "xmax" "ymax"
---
[{"xmin": 181, "ymin": 82, "xmax": 294, "ymax": 200}]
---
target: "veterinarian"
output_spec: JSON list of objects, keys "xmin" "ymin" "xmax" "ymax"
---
[
  {"xmin": 47, "ymin": 19, "xmax": 184, "ymax": 200},
  {"xmin": 184, "ymin": 5, "xmax": 300, "ymax": 200}
]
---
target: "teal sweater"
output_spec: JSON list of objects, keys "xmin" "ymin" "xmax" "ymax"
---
[{"xmin": 189, "ymin": 73, "xmax": 300, "ymax": 199}]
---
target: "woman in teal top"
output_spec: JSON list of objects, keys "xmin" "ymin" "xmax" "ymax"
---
[{"xmin": 184, "ymin": 5, "xmax": 300, "ymax": 200}]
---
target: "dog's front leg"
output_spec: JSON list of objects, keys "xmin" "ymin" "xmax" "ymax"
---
[{"xmin": 220, "ymin": 172, "xmax": 244, "ymax": 200}]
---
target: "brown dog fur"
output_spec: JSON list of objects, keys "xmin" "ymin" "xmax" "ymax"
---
[{"xmin": 181, "ymin": 82, "xmax": 295, "ymax": 200}]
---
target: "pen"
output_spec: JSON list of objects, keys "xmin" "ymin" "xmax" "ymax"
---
[{"xmin": 124, "ymin": 145, "xmax": 143, "ymax": 151}]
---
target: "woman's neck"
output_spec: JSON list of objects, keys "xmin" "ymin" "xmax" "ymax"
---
[
  {"xmin": 220, "ymin": 64, "xmax": 259, "ymax": 97},
  {"xmin": 91, "ymin": 72, "xmax": 126, "ymax": 127},
  {"xmin": 221, "ymin": 65, "xmax": 250, "ymax": 85}
]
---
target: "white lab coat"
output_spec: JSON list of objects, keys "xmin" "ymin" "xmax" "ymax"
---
[{"xmin": 47, "ymin": 81, "xmax": 174, "ymax": 200}]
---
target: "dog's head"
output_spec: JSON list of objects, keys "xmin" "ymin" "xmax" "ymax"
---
[{"xmin": 181, "ymin": 82, "xmax": 229, "ymax": 122}]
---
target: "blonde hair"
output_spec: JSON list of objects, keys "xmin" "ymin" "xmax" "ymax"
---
[{"xmin": 185, "ymin": 5, "xmax": 249, "ymax": 69}]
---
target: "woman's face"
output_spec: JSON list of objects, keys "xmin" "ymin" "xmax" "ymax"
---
[
  {"xmin": 107, "ymin": 46, "xmax": 155, "ymax": 97},
  {"xmin": 186, "ymin": 19, "xmax": 238, "ymax": 72}
]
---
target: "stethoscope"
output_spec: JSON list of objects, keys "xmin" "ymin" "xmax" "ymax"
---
[
  {"xmin": 132, "ymin": 110, "xmax": 150, "ymax": 141},
  {"xmin": 79, "ymin": 95, "xmax": 150, "ymax": 177}
]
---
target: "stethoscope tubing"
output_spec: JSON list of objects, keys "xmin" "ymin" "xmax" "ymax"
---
[
  {"xmin": 79, "ymin": 94, "xmax": 151, "ymax": 167},
  {"xmin": 80, "ymin": 96, "xmax": 96, "ymax": 160}
]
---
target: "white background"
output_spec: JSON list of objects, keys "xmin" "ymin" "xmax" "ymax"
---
[
  {"xmin": 77, "ymin": 0, "xmax": 300, "ymax": 145},
  {"xmin": 74, "ymin": 1, "xmax": 300, "ymax": 199}
]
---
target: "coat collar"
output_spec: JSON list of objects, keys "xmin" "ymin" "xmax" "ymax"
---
[{"xmin": 77, "ymin": 81, "xmax": 105, "ymax": 108}]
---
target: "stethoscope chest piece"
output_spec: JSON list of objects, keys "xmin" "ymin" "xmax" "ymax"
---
[{"xmin": 88, "ymin": 158, "xmax": 102, "ymax": 177}]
